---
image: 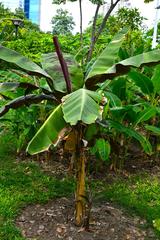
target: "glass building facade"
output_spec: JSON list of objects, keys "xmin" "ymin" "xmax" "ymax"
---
[{"xmin": 24, "ymin": 0, "xmax": 41, "ymax": 25}]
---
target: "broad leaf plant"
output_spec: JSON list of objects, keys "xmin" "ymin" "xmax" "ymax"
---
[{"xmin": 0, "ymin": 29, "xmax": 160, "ymax": 226}]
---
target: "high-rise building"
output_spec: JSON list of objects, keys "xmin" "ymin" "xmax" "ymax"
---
[
  {"xmin": 24, "ymin": 0, "xmax": 41, "ymax": 25},
  {"xmin": 1, "ymin": 0, "xmax": 41, "ymax": 25}
]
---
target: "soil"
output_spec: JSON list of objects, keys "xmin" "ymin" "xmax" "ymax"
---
[
  {"xmin": 16, "ymin": 197, "xmax": 157, "ymax": 240},
  {"xmin": 15, "ymin": 150, "xmax": 160, "ymax": 240}
]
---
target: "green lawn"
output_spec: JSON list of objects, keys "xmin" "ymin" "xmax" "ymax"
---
[
  {"xmin": 0, "ymin": 140, "xmax": 74, "ymax": 240},
  {"xmin": 97, "ymin": 173, "xmax": 160, "ymax": 237}
]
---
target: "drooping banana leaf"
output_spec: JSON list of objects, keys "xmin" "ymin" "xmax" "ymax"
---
[
  {"xmin": 0, "ymin": 82, "xmax": 39, "ymax": 93},
  {"xmin": 62, "ymin": 88, "xmax": 102, "ymax": 125},
  {"xmin": 0, "ymin": 45, "xmax": 52, "ymax": 80},
  {"xmin": 96, "ymin": 119, "xmax": 152, "ymax": 154},
  {"xmin": 108, "ymin": 49, "xmax": 160, "ymax": 76},
  {"xmin": 0, "ymin": 94, "xmax": 58, "ymax": 117},
  {"xmin": 0, "ymin": 69, "xmax": 32, "ymax": 82},
  {"xmin": 0, "ymin": 82, "xmax": 39, "ymax": 100},
  {"xmin": 41, "ymin": 53, "xmax": 84, "ymax": 93},
  {"xmin": 85, "ymin": 28, "xmax": 127, "ymax": 87},
  {"xmin": 85, "ymin": 47, "xmax": 160, "ymax": 89},
  {"xmin": 0, "ymin": 82, "xmax": 52, "ymax": 95},
  {"xmin": 27, "ymin": 104, "xmax": 67, "ymax": 155}
]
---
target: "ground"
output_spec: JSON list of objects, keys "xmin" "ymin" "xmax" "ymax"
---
[
  {"xmin": 14, "ymin": 151, "xmax": 159, "ymax": 240},
  {"xmin": 16, "ymin": 197, "xmax": 156, "ymax": 240}
]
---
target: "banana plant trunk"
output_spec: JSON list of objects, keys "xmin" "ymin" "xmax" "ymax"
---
[{"xmin": 74, "ymin": 127, "xmax": 86, "ymax": 226}]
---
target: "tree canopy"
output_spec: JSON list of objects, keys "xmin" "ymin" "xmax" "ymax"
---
[
  {"xmin": 51, "ymin": 8, "xmax": 75, "ymax": 35},
  {"xmin": 52, "ymin": 0, "xmax": 154, "ymax": 4}
]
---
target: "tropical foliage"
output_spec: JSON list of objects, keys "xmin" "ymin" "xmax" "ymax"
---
[
  {"xmin": 0, "ymin": 27, "xmax": 160, "ymax": 225},
  {"xmin": 0, "ymin": 0, "xmax": 160, "ymax": 232},
  {"xmin": 51, "ymin": 8, "xmax": 75, "ymax": 35}
]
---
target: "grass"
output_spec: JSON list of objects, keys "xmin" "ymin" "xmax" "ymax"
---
[
  {"xmin": 96, "ymin": 173, "xmax": 160, "ymax": 237},
  {"xmin": 0, "ymin": 135, "xmax": 75, "ymax": 240}
]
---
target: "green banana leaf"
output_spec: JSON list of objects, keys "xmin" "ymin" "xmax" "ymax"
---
[
  {"xmin": 107, "ymin": 49, "xmax": 160, "ymax": 76},
  {"xmin": 110, "ymin": 104, "xmax": 141, "ymax": 112},
  {"xmin": 85, "ymin": 124, "xmax": 98, "ymax": 141},
  {"xmin": 0, "ymin": 94, "xmax": 57, "ymax": 117},
  {"xmin": 135, "ymin": 107, "xmax": 157, "ymax": 125},
  {"xmin": 27, "ymin": 105, "xmax": 67, "ymax": 155},
  {"xmin": 151, "ymin": 64, "xmax": 160, "ymax": 94},
  {"xmin": 157, "ymin": 107, "xmax": 160, "ymax": 114},
  {"xmin": 110, "ymin": 104, "xmax": 141, "ymax": 123},
  {"xmin": 104, "ymin": 91, "xmax": 122, "ymax": 107},
  {"xmin": 41, "ymin": 53, "xmax": 84, "ymax": 93},
  {"xmin": 0, "ymin": 82, "xmax": 39, "ymax": 93},
  {"xmin": 97, "ymin": 119, "xmax": 152, "ymax": 154},
  {"xmin": 91, "ymin": 138, "xmax": 111, "ymax": 161},
  {"xmin": 128, "ymin": 70, "xmax": 154, "ymax": 95},
  {"xmin": 109, "ymin": 77, "xmax": 126, "ymax": 100},
  {"xmin": 0, "ymin": 45, "xmax": 51, "ymax": 79},
  {"xmin": 62, "ymin": 88, "xmax": 102, "ymax": 125},
  {"xmin": 145, "ymin": 125, "xmax": 160, "ymax": 135},
  {"xmin": 85, "ymin": 47, "xmax": 160, "ymax": 89},
  {"xmin": 85, "ymin": 28, "xmax": 127, "ymax": 87}
]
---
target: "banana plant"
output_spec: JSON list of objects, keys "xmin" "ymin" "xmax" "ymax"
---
[
  {"xmin": 128, "ymin": 66, "xmax": 160, "ymax": 156},
  {"xmin": 95, "ymin": 65, "xmax": 160, "ymax": 169},
  {"xmin": 1, "ymin": 29, "xmax": 160, "ymax": 227}
]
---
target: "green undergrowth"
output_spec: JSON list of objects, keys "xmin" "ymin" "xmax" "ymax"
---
[
  {"xmin": 96, "ymin": 173, "xmax": 160, "ymax": 238},
  {"xmin": 0, "ymin": 140, "xmax": 74, "ymax": 240}
]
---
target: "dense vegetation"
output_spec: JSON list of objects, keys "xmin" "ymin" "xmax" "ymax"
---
[{"xmin": 0, "ymin": 0, "xmax": 160, "ymax": 238}]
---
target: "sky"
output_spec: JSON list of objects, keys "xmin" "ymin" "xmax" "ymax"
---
[
  {"xmin": 131, "ymin": 0, "xmax": 157, "ymax": 27},
  {"xmin": 40, "ymin": 0, "xmax": 96, "ymax": 33},
  {"xmin": 40, "ymin": 0, "xmax": 159, "ymax": 33}
]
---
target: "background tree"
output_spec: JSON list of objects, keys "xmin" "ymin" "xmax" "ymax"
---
[
  {"xmin": 0, "ymin": 3, "xmax": 47, "ymax": 63},
  {"xmin": 52, "ymin": 0, "xmax": 156, "ymax": 61},
  {"xmin": 0, "ymin": 3, "xmax": 16, "ymax": 41},
  {"xmin": 83, "ymin": 7, "xmax": 148, "ymax": 64},
  {"xmin": 86, "ymin": 7, "xmax": 144, "ymax": 38},
  {"xmin": 52, "ymin": 0, "xmax": 83, "ymax": 51},
  {"xmin": 51, "ymin": 8, "xmax": 75, "ymax": 35},
  {"xmin": 144, "ymin": 0, "xmax": 154, "ymax": 2},
  {"xmin": 115, "ymin": 7, "xmax": 144, "ymax": 30},
  {"xmin": 0, "ymin": 3, "xmax": 40, "ymax": 42},
  {"xmin": 0, "ymin": 2, "xmax": 11, "ymax": 17},
  {"xmin": 14, "ymin": 7, "xmax": 25, "ymax": 19}
]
